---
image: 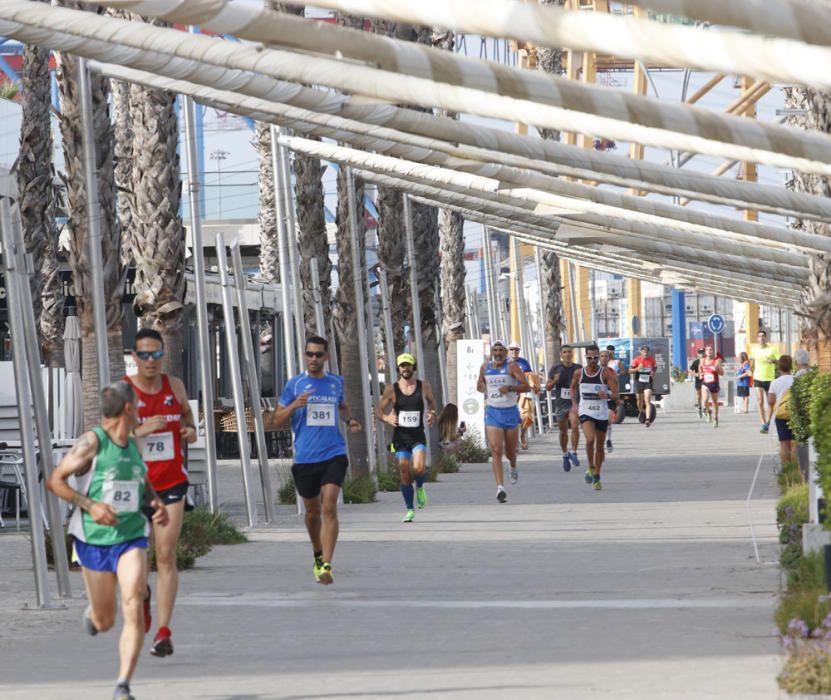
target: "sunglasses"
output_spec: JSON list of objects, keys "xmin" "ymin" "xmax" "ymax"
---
[
  {"xmin": 305, "ymin": 351, "xmax": 325, "ymax": 358},
  {"xmin": 135, "ymin": 350, "xmax": 164, "ymax": 361},
  {"xmin": 586, "ymin": 355, "xmax": 599, "ymax": 360}
]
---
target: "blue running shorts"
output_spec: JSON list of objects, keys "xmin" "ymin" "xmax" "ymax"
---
[
  {"xmin": 485, "ymin": 405, "xmax": 521, "ymax": 430},
  {"xmin": 74, "ymin": 537, "xmax": 149, "ymax": 573}
]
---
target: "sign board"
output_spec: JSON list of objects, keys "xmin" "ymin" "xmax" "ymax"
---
[
  {"xmin": 707, "ymin": 314, "xmax": 725, "ymax": 335},
  {"xmin": 456, "ymin": 339, "xmax": 485, "ymax": 444}
]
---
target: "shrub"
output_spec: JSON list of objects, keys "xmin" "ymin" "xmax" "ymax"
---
[
  {"xmin": 775, "ymin": 590, "xmax": 831, "ymax": 636},
  {"xmin": 777, "ymin": 482, "xmax": 809, "ymax": 549},
  {"xmin": 777, "ymin": 459, "xmax": 804, "ymax": 493},
  {"xmin": 435, "ymin": 454, "xmax": 460, "ymax": 474},
  {"xmin": 454, "ymin": 431, "xmax": 491, "ymax": 463},
  {"xmin": 277, "ymin": 475, "xmax": 297, "ymax": 505},
  {"xmin": 790, "ymin": 370, "xmax": 817, "ymax": 444},
  {"xmin": 343, "ymin": 475, "xmax": 377, "ymax": 504},
  {"xmin": 150, "ymin": 508, "xmax": 246, "ymax": 571},
  {"xmin": 376, "ymin": 466, "xmax": 400, "ymax": 492},
  {"xmin": 778, "ymin": 612, "xmax": 831, "ymax": 694},
  {"xmin": 788, "ymin": 550, "xmax": 827, "ymax": 592},
  {"xmin": 810, "ymin": 373, "xmax": 831, "ymax": 528}
]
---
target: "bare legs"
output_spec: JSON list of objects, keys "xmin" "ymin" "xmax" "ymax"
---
[
  {"xmin": 486, "ymin": 426, "xmax": 519, "ymax": 487},
  {"xmin": 302, "ymin": 483, "xmax": 341, "ymax": 564},
  {"xmin": 152, "ymin": 499, "xmax": 184, "ymax": 630}
]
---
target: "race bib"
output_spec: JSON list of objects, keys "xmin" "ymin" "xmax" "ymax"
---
[
  {"xmin": 306, "ymin": 402, "xmax": 336, "ymax": 426},
  {"xmin": 101, "ymin": 479, "xmax": 139, "ymax": 513},
  {"xmin": 489, "ymin": 389, "xmax": 505, "ymax": 401},
  {"xmin": 142, "ymin": 431, "xmax": 174, "ymax": 461},
  {"xmin": 704, "ymin": 372, "xmax": 715, "ymax": 384},
  {"xmin": 639, "ymin": 373, "xmax": 651, "ymax": 383},
  {"xmin": 585, "ymin": 402, "xmax": 602, "ymax": 414},
  {"xmin": 398, "ymin": 411, "xmax": 421, "ymax": 428},
  {"xmin": 560, "ymin": 388, "xmax": 571, "ymax": 400}
]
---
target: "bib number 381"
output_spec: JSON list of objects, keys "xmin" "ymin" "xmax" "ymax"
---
[
  {"xmin": 141, "ymin": 431, "xmax": 174, "ymax": 461},
  {"xmin": 306, "ymin": 403, "xmax": 335, "ymax": 426},
  {"xmin": 102, "ymin": 480, "xmax": 139, "ymax": 513}
]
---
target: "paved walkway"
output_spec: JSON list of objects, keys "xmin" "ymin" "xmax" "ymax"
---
[{"xmin": 1, "ymin": 406, "xmax": 784, "ymax": 699}]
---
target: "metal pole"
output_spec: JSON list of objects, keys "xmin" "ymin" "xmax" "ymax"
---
[
  {"xmin": 786, "ymin": 308, "xmax": 794, "ymax": 356},
  {"xmin": 345, "ymin": 167, "xmax": 376, "ymax": 475},
  {"xmin": 403, "ymin": 195, "xmax": 431, "ymax": 467},
  {"xmin": 78, "ymin": 57, "xmax": 109, "ymax": 388},
  {"xmin": 9, "ymin": 214, "xmax": 71, "ymax": 597},
  {"xmin": 278, "ymin": 136, "xmax": 307, "ymax": 359},
  {"xmin": 309, "ymin": 258, "xmax": 326, "ymax": 339},
  {"xmin": 499, "ymin": 294, "xmax": 510, "ymax": 343},
  {"xmin": 215, "ymin": 234, "xmax": 257, "ymax": 527},
  {"xmin": 482, "ymin": 225, "xmax": 497, "ymax": 338},
  {"xmin": 0, "ymin": 199, "xmax": 52, "ymax": 608},
  {"xmin": 472, "ymin": 289, "xmax": 482, "ymax": 338},
  {"xmin": 535, "ymin": 247, "xmax": 554, "ymax": 431},
  {"xmin": 182, "ymin": 94, "xmax": 219, "ymax": 513},
  {"xmin": 229, "ymin": 241, "xmax": 275, "ymax": 523},
  {"xmin": 363, "ymin": 259, "xmax": 385, "ymax": 472},
  {"xmin": 270, "ymin": 125, "xmax": 296, "ymax": 379},
  {"xmin": 378, "ymin": 267, "xmax": 397, "ymax": 384},
  {"xmin": 434, "ymin": 288, "xmax": 450, "ymax": 405}
]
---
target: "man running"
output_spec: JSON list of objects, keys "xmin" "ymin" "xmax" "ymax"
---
[
  {"xmin": 273, "ymin": 336, "xmax": 362, "ymax": 584},
  {"xmin": 375, "ymin": 353, "xmax": 438, "ymax": 523},
  {"xmin": 751, "ymin": 330, "xmax": 780, "ymax": 433},
  {"xmin": 629, "ymin": 345, "xmax": 657, "ymax": 427},
  {"xmin": 570, "ymin": 345, "xmax": 619, "ymax": 491},
  {"xmin": 48, "ymin": 381, "xmax": 169, "ymax": 700},
  {"xmin": 125, "ymin": 328, "xmax": 196, "ymax": 658},
  {"xmin": 600, "ymin": 348, "xmax": 616, "ymax": 453},
  {"xmin": 688, "ymin": 347, "xmax": 705, "ymax": 418},
  {"xmin": 477, "ymin": 340, "xmax": 530, "ymax": 503},
  {"xmin": 508, "ymin": 341, "xmax": 536, "ymax": 450},
  {"xmin": 546, "ymin": 345, "xmax": 581, "ymax": 471},
  {"xmin": 698, "ymin": 345, "xmax": 724, "ymax": 428}
]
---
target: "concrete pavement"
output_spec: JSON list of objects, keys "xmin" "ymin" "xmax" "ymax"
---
[{"xmin": 0, "ymin": 406, "xmax": 784, "ymax": 699}]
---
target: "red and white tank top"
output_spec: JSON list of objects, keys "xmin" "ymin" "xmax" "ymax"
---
[
  {"xmin": 701, "ymin": 360, "xmax": 719, "ymax": 386},
  {"xmin": 125, "ymin": 374, "xmax": 187, "ymax": 491}
]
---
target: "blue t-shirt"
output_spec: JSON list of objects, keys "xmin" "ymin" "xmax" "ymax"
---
[
  {"xmin": 736, "ymin": 361, "xmax": 751, "ymax": 388},
  {"xmin": 511, "ymin": 357, "xmax": 532, "ymax": 373},
  {"xmin": 278, "ymin": 372, "xmax": 346, "ymax": 464}
]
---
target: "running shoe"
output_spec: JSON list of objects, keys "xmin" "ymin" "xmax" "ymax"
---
[
  {"xmin": 713, "ymin": 418, "xmax": 719, "ymax": 429},
  {"xmin": 592, "ymin": 476, "xmax": 602, "ymax": 491},
  {"xmin": 402, "ymin": 509, "xmax": 415, "ymax": 523},
  {"xmin": 761, "ymin": 423, "xmax": 769, "ymax": 434},
  {"xmin": 638, "ymin": 411, "xmax": 646, "ymax": 424},
  {"xmin": 705, "ymin": 410, "xmax": 712, "ymax": 424},
  {"xmin": 496, "ymin": 486, "xmax": 507, "ymax": 503},
  {"xmin": 584, "ymin": 469, "xmax": 594, "ymax": 485},
  {"xmin": 150, "ymin": 627, "xmax": 173, "ymax": 657},
  {"xmin": 520, "ymin": 440, "xmax": 528, "ymax": 450},
  {"xmin": 318, "ymin": 562, "xmax": 334, "ymax": 585},
  {"xmin": 82, "ymin": 605, "xmax": 98, "ymax": 637},
  {"xmin": 143, "ymin": 585, "xmax": 151, "ymax": 635},
  {"xmin": 569, "ymin": 451, "xmax": 580, "ymax": 468},
  {"xmin": 562, "ymin": 454, "xmax": 571, "ymax": 472},
  {"xmin": 605, "ymin": 439, "xmax": 613, "ymax": 453},
  {"xmin": 313, "ymin": 556, "xmax": 324, "ymax": 582},
  {"xmin": 697, "ymin": 407, "xmax": 703, "ymax": 419},
  {"xmin": 509, "ymin": 467, "xmax": 518, "ymax": 484},
  {"xmin": 416, "ymin": 486, "xmax": 427, "ymax": 509},
  {"xmin": 113, "ymin": 682, "xmax": 134, "ymax": 700}
]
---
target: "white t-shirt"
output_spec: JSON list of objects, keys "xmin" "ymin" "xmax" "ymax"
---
[{"xmin": 768, "ymin": 374, "xmax": 793, "ymax": 405}]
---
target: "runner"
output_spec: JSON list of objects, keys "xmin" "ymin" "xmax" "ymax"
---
[
  {"xmin": 628, "ymin": 345, "xmax": 657, "ymax": 427},
  {"xmin": 47, "ymin": 381, "xmax": 169, "ymax": 700},
  {"xmin": 545, "ymin": 345, "xmax": 581, "ymax": 472},
  {"xmin": 375, "ymin": 353, "xmax": 438, "ymax": 523},
  {"xmin": 477, "ymin": 340, "xmax": 530, "ymax": 503},
  {"xmin": 125, "ymin": 328, "xmax": 196, "ymax": 658},
  {"xmin": 569, "ymin": 345, "xmax": 619, "ymax": 491},
  {"xmin": 688, "ymin": 348, "xmax": 705, "ymax": 418},
  {"xmin": 508, "ymin": 341, "xmax": 536, "ymax": 450},
  {"xmin": 698, "ymin": 345, "xmax": 724, "ymax": 428},
  {"xmin": 751, "ymin": 330, "xmax": 780, "ymax": 433},
  {"xmin": 600, "ymin": 348, "xmax": 615, "ymax": 453},
  {"xmin": 273, "ymin": 336, "xmax": 362, "ymax": 584}
]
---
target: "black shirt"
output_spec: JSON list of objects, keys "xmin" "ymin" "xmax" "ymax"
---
[{"xmin": 548, "ymin": 363, "xmax": 582, "ymax": 401}]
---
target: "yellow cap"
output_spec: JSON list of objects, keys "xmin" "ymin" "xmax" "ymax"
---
[{"xmin": 397, "ymin": 353, "xmax": 417, "ymax": 367}]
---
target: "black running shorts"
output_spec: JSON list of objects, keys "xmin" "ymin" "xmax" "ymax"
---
[
  {"xmin": 292, "ymin": 455, "xmax": 349, "ymax": 499},
  {"xmin": 579, "ymin": 415, "xmax": 609, "ymax": 434}
]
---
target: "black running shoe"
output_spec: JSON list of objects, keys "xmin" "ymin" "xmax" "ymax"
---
[
  {"xmin": 638, "ymin": 411, "xmax": 646, "ymax": 424},
  {"xmin": 150, "ymin": 628, "xmax": 173, "ymax": 657},
  {"xmin": 496, "ymin": 487, "xmax": 507, "ymax": 503},
  {"xmin": 113, "ymin": 682, "xmax": 134, "ymax": 700}
]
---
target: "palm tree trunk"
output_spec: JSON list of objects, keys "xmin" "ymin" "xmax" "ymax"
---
[
  {"xmin": 334, "ymin": 166, "xmax": 370, "ymax": 476},
  {"xmin": 784, "ymin": 85, "xmax": 831, "ymax": 371},
  {"xmin": 127, "ymin": 14, "xmax": 186, "ymax": 378},
  {"xmin": 255, "ymin": 120, "xmax": 279, "ymax": 284},
  {"xmin": 376, "ymin": 182, "xmax": 409, "ymax": 357},
  {"xmin": 536, "ymin": 2, "xmax": 566, "ymax": 363},
  {"xmin": 57, "ymin": 1, "xmax": 124, "ymax": 429},
  {"xmin": 17, "ymin": 29, "xmax": 63, "ymax": 366}
]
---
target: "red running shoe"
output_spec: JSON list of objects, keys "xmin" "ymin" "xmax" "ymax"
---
[{"xmin": 150, "ymin": 626, "xmax": 174, "ymax": 657}]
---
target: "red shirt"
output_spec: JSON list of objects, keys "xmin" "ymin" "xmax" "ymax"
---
[
  {"xmin": 125, "ymin": 374, "xmax": 187, "ymax": 491},
  {"xmin": 700, "ymin": 359, "xmax": 720, "ymax": 387},
  {"xmin": 631, "ymin": 356, "xmax": 656, "ymax": 381}
]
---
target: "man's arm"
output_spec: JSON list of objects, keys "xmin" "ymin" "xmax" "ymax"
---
[
  {"xmin": 339, "ymin": 402, "xmax": 362, "ymax": 432},
  {"xmin": 374, "ymin": 385, "xmax": 397, "ymax": 425},
  {"xmin": 570, "ymin": 369, "xmax": 581, "ymax": 411},
  {"xmin": 545, "ymin": 366, "xmax": 559, "ymax": 392},
  {"xmin": 628, "ymin": 358, "xmax": 638, "ymax": 374},
  {"xmin": 47, "ymin": 431, "xmax": 117, "ymax": 526},
  {"xmin": 606, "ymin": 368, "xmax": 620, "ymax": 400},
  {"xmin": 508, "ymin": 363, "xmax": 530, "ymax": 394},
  {"xmin": 476, "ymin": 363, "xmax": 486, "ymax": 393},
  {"xmin": 421, "ymin": 380, "xmax": 439, "ymax": 426},
  {"xmin": 170, "ymin": 377, "xmax": 198, "ymax": 444}
]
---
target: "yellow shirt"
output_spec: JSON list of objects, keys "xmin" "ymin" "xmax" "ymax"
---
[{"xmin": 751, "ymin": 344, "xmax": 779, "ymax": 382}]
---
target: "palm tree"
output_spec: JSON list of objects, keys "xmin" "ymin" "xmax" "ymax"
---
[
  {"xmin": 16, "ymin": 30, "xmax": 63, "ymax": 366},
  {"xmin": 376, "ymin": 186, "xmax": 410, "ymax": 356},
  {"xmin": 254, "ymin": 119, "xmax": 279, "ymax": 284},
  {"xmin": 784, "ymin": 86, "xmax": 831, "ymax": 370},
  {"xmin": 126, "ymin": 15, "xmax": 186, "ymax": 377},
  {"xmin": 56, "ymin": 1, "xmax": 124, "ymax": 429},
  {"xmin": 536, "ymin": 0, "xmax": 567, "ymax": 363}
]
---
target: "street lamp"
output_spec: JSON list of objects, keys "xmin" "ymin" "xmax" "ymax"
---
[{"xmin": 210, "ymin": 148, "xmax": 229, "ymax": 218}]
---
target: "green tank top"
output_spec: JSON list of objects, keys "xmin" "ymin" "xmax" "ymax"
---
[{"xmin": 68, "ymin": 426, "xmax": 148, "ymax": 546}]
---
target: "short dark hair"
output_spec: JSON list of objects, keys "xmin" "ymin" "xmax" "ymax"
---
[
  {"xmin": 305, "ymin": 335, "xmax": 328, "ymax": 352},
  {"xmin": 605, "ymin": 345, "xmax": 615, "ymax": 352},
  {"xmin": 697, "ymin": 347, "xmax": 705, "ymax": 354},
  {"xmin": 586, "ymin": 344, "xmax": 599, "ymax": 354},
  {"xmin": 135, "ymin": 328, "xmax": 163, "ymax": 347},
  {"xmin": 101, "ymin": 380, "xmax": 135, "ymax": 418},
  {"xmin": 757, "ymin": 330, "xmax": 767, "ymax": 337},
  {"xmin": 561, "ymin": 344, "xmax": 573, "ymax": 351},
  {"xmin": 778, "ymin": 355, "xmax": 793, "ymax": 373}
]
